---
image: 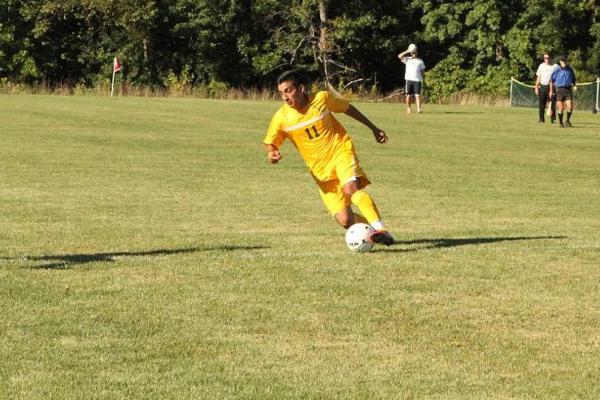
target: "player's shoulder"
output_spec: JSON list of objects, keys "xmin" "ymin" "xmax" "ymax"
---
[
  {"xmin": 314, "ymin": 90, "xmax": 328, "ymax": 99},
  {"xmin": 270, "ymin": 104, "xmax": 287, "ymax": 122},
  {"xmin": 310, "ymin": 90, "xmax": 329, "ymax": 105}
]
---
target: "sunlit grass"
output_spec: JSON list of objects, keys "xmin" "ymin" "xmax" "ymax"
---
[{"xmin": 1, "ymin": 95, "xmax": 598, "ymax": 399}]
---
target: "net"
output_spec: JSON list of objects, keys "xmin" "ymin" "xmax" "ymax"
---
[{"xmin": 510, "ymin": 77, "xmax": 599, "ymax": 113}]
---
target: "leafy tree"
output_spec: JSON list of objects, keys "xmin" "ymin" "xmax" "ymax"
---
[
  {"xmin": 328, "ymin": 0, "xmax": 421, "ymax": 91},
  {"xmin": 0, "ymin": 0, "xmax": 597, "ymax": 95},
  {"xmin": 167, "ymin": 0, "xmax": 255, "ymax": 87},
  {"xmin": 0, "ymin": 0, "xmax": 37, "ymax": 82}
]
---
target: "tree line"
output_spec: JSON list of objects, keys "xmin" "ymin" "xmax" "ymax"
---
[{"xmin": 1, "ymin": 0, "xmax": 598, "ymax": 99}]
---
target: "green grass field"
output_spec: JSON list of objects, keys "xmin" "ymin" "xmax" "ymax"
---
[{"xmin": 1, "ymin": 95, "xmax": 599, "ymax": 399}]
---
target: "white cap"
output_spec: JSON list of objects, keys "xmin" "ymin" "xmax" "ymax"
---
[{"xmin": 408, "ymin": 43, "xmax": 417, "ymax": 52}]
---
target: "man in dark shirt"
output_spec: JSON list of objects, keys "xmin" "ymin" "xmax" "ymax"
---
[{"xmin": 550, "ymin": 55, "xmax": 577, "ymax": 127}]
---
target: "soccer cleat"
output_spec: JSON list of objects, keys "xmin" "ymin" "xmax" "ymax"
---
[
  {"xmin": 565, "ymin": 121, "xmax": 572, "ymax": 127},
  {"xmin": 369, "ymin": 230, "xmax": 395, "ymax": 246},
  {"xmin": 559, "ymin": 122, "xmax": 565, "ymax": 128}
]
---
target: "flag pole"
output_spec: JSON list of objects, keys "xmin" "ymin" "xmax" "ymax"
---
[
  {"xmin": 111, "ymin": 57, "xmax": 122, "ymax": 97},
  {"xmin": 111, "ymin": 67, "xmax": 116, "ymax": 97}
]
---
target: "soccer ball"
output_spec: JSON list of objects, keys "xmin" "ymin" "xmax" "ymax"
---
[
  {"xmin": 408, "ymin": 43, "xmax": 417, "ymax": 52},
  {"xmin": 345, "ymin": 223, "xmax": 375, "ymax": 253}
]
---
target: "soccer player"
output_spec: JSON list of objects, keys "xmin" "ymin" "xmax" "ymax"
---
[
  {"xmin": 534, "ymin": 52, "xmax": 559, "ymax": 123},
  {"xmin": 263, "ymin": 70, "xmax": 395, "ymax": 246},
  {"xmin": 398, "ymin": 45, "xmax": 426, "ymax": 113},
  {"xmin": 550, "ymin": 55, "xmax": 577, "ymax": 127}
]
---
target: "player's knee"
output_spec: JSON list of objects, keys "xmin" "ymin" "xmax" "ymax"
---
[{"xmin": 342, "ymin": 182, "xmax": 358, "ymax": 198}]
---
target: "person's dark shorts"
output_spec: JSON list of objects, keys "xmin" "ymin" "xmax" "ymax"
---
[
  {"xmin": 405, "ymin": 80, "xmax": 422, "ymax": 96},
  {"xmin": 555, "ymin": 86, "xmax": 573, "ymax": 102}
]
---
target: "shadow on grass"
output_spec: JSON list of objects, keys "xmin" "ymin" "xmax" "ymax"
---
[
  {"xmin": 569, "ymin": 121, "xmax": 600, "ymax": 128},
  {"xmin": 378, "ymin": 235, "xmax": 566, "ymax": 253},
  {"xmin": 439, "ymin": 111, "xmax": 485, "ymax": 114},
  {"xmin": 1, "ymin": 245, "xmax": 269, "ymax": 269}
]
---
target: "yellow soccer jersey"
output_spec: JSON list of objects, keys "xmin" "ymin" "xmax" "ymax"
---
[{"xmin": 263, "ymin": 91, "xmax": 353, "ymax": 181}]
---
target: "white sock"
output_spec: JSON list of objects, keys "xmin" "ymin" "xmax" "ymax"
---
[{"xmin": 371, "ymin": 220, "xmax": 385, "ymax": 231}]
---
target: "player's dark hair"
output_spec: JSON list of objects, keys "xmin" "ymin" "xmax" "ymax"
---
[{"xmin": 277, "ymin": 70, "xmax": 307, "ymax": 87}]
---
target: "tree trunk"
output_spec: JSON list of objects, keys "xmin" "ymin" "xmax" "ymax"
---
[{"xmin": 318, "ymin": 1, "xmax": 331, "ymax": 84}]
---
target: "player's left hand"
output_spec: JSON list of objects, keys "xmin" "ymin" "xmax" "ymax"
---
[
  {"xmin": 573, "ymin": 85, "xmax": 577, "ymax": 92},
  {"xmin": 373, "ymin": 130, "xmax": 388, "ymax": 144}
]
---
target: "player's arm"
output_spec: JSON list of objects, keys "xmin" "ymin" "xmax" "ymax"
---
[
  {"xmin": 397, "ymin": 49, "xmax": 410, "ymax": 60},
  {"xmin": 344, "ymin": 104, "xmax": 388, "ymax": 144},
  {"xmin": 534, "ymin": 75, "xmax": 541, "ymax": 95},
  {"xmin": 265, "ymin": 143, "xmax": 282, "ymax": 164},
  {"xmin": 549, "ymin": 70, "xmax": 557, "ymax": 97},
  {"xmin": 264, "ymin": 110, "xmax": 286, "ymax": 163}
]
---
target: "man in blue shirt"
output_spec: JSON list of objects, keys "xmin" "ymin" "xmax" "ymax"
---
[{"xmin": 550, "ymin": 55, "xmax": 577, "ymax": 127}]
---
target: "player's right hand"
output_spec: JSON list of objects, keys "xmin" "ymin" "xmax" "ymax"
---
[{"xmin": 267, "ymin": 150, "xmax": 282, "ymax": 163}]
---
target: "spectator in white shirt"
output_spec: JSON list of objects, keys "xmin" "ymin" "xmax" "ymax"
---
[
  {"xmin": 398, "ymin": 45, "xmax": 426, "ymax": 113},
  {"xmin": 534, "ymin": 52, "xmax": 560, "ymax": 123}
]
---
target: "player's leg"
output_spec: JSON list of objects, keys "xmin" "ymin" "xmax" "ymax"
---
[
  {"xmin": 557, "ymin": 101, "xmax": 564, "ymax": 126},
  {"xmin": 318, "ymin": 180, "xmax": 367, "ymax": 229},
  {"xmin": 538, "ymin": 87, "xmax": 546, "ymax": 122},
  {"xmin": 406, "ymin": 81, "xmax": 415, "ymax": 113},
  {"xmin": 320, "ymin": 144, "xmax": 395, "ymax": 245},
  {"xmin": 333, "ymin": 206, "xmax": 353, "ymax": 229},
  {"xmin": 550, "ymin": 92, "xmax": 557, "ymax": 123},
  {"xmin": 334, "ymin": 148, "xmax": 394, "ymax": 245},
  {"xmin": 332, "ymin": 206, "xmax": 368, "ymax": 228},
  {"xmin": 342, "ymin": 179, "xmax": 394, "ymax": 245},
  {"xmin": 565, "ymin": 97, "xmax": 573, "ymax": 127},
  {"xmin": 415, "ymin": 81, "xmax": 423, "ymax": 113},
  {"xmin": 556, "ymin": 90, "xmax": 565, "ymax": 127},
  {"xmin": 342, "ymin": 179, "xmax": 380, "ymax": 227},
  {"xmin": 333, "ymin": 147, "xmax": 381, "ymax": 227},
  {"xmin": 415, "ymin": 95, "xmax": 422, "ymax": 113}
]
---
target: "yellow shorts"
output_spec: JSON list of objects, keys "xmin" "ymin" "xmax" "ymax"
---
[{"xmin": 315, "ymin": 150, "xmax": 370, "ymax": 215}]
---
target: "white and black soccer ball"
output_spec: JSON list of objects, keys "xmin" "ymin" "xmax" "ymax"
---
[{"xmin": 345, "ymin": 223, "xmax": 375, "ymax": 253}]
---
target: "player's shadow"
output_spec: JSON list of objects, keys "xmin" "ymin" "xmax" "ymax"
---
[
  {"xmin": 379, "ymin": 235, "xmax": 566, "ymax": 253},
  {"xmin": 2, "ymin": 245, "xmax": 269, "ymax": 269}
]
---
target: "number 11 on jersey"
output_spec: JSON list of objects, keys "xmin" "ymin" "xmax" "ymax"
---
[{"xmin": 305, "ymin": 126, "xmax": 320, "ymax": 140}]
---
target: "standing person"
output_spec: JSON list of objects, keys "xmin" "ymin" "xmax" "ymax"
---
[
  {"xmin": 398, "ymin": 44, "xmax": 426, "ymax": 113},
  {"xmin": 263, "ymin": 70, "xmax": 395, "ymax": 246},
  {"xmin": 550, "ymin": 55, "xmax": 577, "ymax": 127},
  {"xmin": 534, "ymin": 52, "xmax": 559, "ymax": 123}
]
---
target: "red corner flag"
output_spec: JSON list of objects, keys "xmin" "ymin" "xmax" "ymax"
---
[
  {"xmin": 111, "ymin": 57, "xmax": 122, "ymax": 97},
  {"xmin": 113, "ymin": 57, "xmax": 122, "ymax": 73}
]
